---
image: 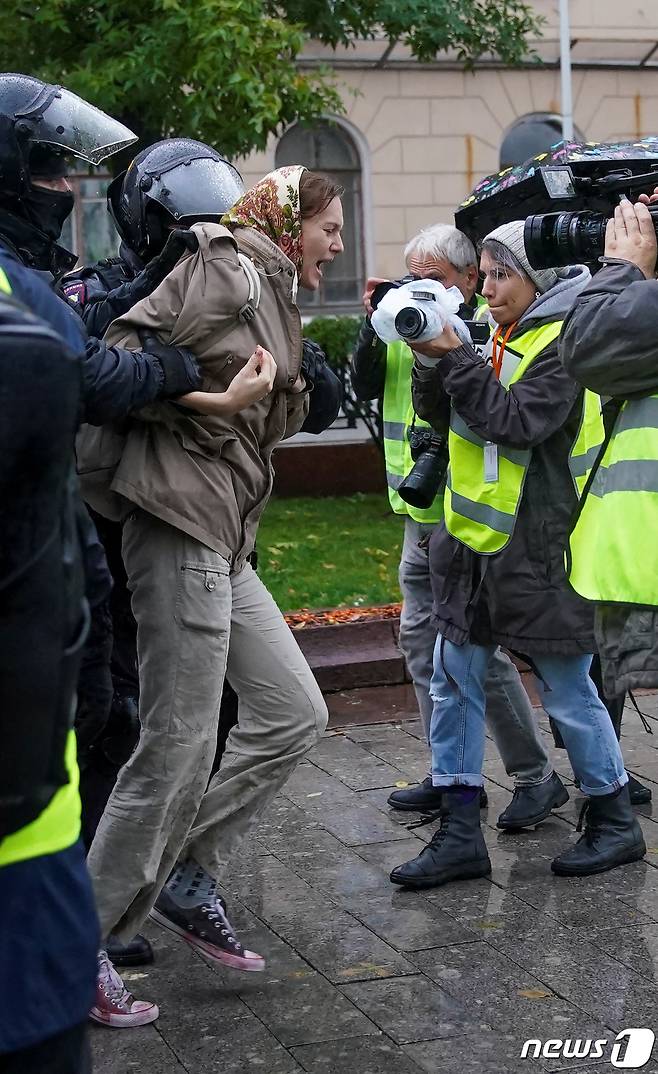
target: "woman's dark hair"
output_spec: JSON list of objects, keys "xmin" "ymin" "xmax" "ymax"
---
[
  {"xmin": 479, "ymin": 238, "xmax": 529, "ymax": 281},
  {"xmin": 299, "ymin": 171, "xmax": 344, "ymax": 219}
]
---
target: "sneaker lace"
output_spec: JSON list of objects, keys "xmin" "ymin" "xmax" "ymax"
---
[
  {"xmin": 202, "ymin": 896, "xmax": 243, "ymax": 951},
  {"xmin": 98, "ymin": 951, "xmax": 133, "ymax": 1006}
]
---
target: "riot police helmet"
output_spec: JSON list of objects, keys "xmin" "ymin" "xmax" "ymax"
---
[
  {"xmin": 0, "ymin": 73, "xmax": 137, "ymax": 196},
  {"xmin": 107, "ymin": 138, "xmax": 244, "ymax": 260}
]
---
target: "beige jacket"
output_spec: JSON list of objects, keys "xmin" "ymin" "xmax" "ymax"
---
[{"xmin": 101, "ymin": 222, "xmax": 308, "ymax": 569}]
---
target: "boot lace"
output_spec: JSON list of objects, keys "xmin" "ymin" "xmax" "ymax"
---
[
  {"xmin": 575, "ymin": 799, "xmax": 603, "ymax": 846},
  {"xmin": 98, "ymin": 951, "xmax": 133, "ymax": 1007}
]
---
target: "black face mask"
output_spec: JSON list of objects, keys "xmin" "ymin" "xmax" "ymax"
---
[{"xmin": 23, "ymin": 184, "xmax": 75, "ymax": 241}]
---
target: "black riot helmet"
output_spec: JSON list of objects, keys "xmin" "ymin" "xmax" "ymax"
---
[
  {"xmin": 107, "ymin": 138, "xmax": 244, "ymax": 261},
  {"xmin": 0, "ymin": 73, "xmax": 137, "ymax": 272},
  {"xmin": 0, "ymin": 73, "xmax": 137, "ymax": 196}
]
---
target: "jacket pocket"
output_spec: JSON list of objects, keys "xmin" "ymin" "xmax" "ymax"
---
[{"xmin": 175, "ymin": 560, "xmax": 230, "ymax": 632}]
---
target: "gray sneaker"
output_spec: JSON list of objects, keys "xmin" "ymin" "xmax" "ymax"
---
[{"xmin": 150, "ymin": 887, "xmax": 265, "ymax": 972}]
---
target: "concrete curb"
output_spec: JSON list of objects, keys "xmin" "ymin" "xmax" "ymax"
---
[{"xmin": 291, "ymin": 613, "xmax": 540, "ymax": 705}]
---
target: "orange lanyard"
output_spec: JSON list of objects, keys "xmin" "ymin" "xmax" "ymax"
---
[{"xmin": 491, "ymin": 323, "xmax": 517, "ymax": 380}]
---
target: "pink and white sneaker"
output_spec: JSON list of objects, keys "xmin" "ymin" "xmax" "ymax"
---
[
  {"xmin": 90, "ymin": 950, "xmax": 159, "ymax": 1028},
  {"xmin": 150, "ymin": 888, "xmax": 265, "ymax": 972}
]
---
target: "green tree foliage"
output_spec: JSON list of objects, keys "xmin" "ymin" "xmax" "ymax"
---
[
  {"xmin": 0, "ymin": 0, "xmax": 542, "ymax": 160},
  {"xmin": 305, "ymin": 314, "xmax": 383, "ymax": 450},
  {"xmin": 274, "ymin": 0, "xmax": 542, "ymax": 67}
]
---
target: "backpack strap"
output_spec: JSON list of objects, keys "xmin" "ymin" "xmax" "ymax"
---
[{"xmin": 236, "ymin": 253, "xmax": 261, "ymax": 323}]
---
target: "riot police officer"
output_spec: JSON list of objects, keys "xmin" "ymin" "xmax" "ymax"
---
[{"xmin": 0, "ymin": 72, "xmax": 204, "ymax": 995}]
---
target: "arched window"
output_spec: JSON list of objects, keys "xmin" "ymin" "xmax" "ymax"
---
[
  {"xmin": 276, "ymin": 120, "xmax": 364, "ymax": 311},
  {"xmin": 500, "ymin": 113, "xmax": 586, "ymax": 170}
]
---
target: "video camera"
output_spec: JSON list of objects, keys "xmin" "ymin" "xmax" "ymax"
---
[
  {"xmin": 524, "ymin": 164, "xmax": 658, "ymax": 269},
  {"xmin": 454, "ymin": 140, "xmax": 658, "ymax": 271}
]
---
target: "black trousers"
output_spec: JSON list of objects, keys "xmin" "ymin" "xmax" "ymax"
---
[{"xmin": 0, "ymin": 1022, "xmax": 90, "ymax": 1074}]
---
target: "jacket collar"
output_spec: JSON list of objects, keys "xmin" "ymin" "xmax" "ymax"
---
[
  {"xmin": 0, "ymin": 208, "xmax": 77, "ymax": 278},
  {"xmin": 232, "ymin": 225, "xmax": 298, "ymax": 297}
]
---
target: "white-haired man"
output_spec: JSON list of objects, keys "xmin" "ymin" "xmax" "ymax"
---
[{"xmin": 351, "ymin": 223, "xmax": 569, "ymax": 828}]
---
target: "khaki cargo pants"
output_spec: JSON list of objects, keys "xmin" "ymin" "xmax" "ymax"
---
[{"xmin": 87, "ymin": 510, "xmax": 328, "ymax": 941}]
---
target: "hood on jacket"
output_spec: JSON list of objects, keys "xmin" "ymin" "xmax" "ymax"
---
[{"xmin": 517, "ymin": 265, "xmax": 592, "ymax": 331}]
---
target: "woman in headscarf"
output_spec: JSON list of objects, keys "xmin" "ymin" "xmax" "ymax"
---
[{"xmin": 84, "ymin": 166, "xmax": 345, "ymax": 1027}]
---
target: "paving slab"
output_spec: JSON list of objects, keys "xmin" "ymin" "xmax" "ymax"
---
[
  {"xmin": 291, "ymin": 1035, "xmax": 425, "ymax": 1073},
  {"xmin": 339, "ymin": 974, "xmax": 490, "ymax": 1044},
  {"xmin": 90, "ymin": 713, "xmax": 658, "ymax": 1074}
]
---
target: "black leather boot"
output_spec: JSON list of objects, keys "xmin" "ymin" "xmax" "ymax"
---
[
  {"xmin": 106, "ymin": 933, "xmax": 154, "ymax": 967},
  {"xmin": 575, "ymin": 770, "xmax": 652, "ymax": 806},
  {"xmin": 390, "ymin": 793, "xmax": 491, "ymax": 889},
  {"xmin": 388, "ymin": 776, "xmax": 488, "ymax": 812},
  {"xmin": 551, "ymin": 784, "xmax": 646, "ymax": 877},
  {"xmin": 497, "ymin": 772, "xmax": 570, "ymax": 830},
  {"xmin": 628, "ymin": 773, "xmax": 652, "ymax": 805}
]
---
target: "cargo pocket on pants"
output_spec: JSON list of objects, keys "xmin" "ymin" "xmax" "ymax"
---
[{"xmin": 175, "ymin": 561, "xmax": 231, "ymax": 632}]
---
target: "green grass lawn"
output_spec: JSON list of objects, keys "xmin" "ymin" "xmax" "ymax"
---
[{"xmin": 258, "ymin": 493, "xmax": 404, "ymax": 612}]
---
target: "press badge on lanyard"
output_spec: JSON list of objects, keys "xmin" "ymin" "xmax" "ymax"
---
[{"xmin": 484, "ymin": 442, "xmax": 499, "ymax": 482}]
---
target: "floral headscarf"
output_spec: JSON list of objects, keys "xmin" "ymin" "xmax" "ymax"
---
[{"xmin": 221, "ymin": 165, "xmax": 306, "ymax": 272}]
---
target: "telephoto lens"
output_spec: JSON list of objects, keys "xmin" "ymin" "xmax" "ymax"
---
[
  {"xmin": 397, "ymin": 436, "xmax": 449, "ymax": 509},
  {"xmin": 525, "ymin": 205, "xmax": 658, "ymax": 269}
]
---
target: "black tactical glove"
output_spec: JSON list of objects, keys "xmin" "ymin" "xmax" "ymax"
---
[
  {"xmin": 301, "ymin": 338, "xmax": 328, "ymax": 387},
  {"xmin": 139, "ymin": 331, "xmax": 203, "ymax": 398},
  {"xmin": 301, "ymin": 338, "xmax": 343, "ymax": 434}
]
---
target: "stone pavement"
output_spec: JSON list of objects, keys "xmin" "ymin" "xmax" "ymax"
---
[{"xmin": 92, "ymin": 694, "xmax": 658, "ymax": 1074}]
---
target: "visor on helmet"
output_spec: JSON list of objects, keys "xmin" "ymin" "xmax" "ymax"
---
[{"xmin": 0, "ymin": 75, "xmax": 136, "ymax": 165}]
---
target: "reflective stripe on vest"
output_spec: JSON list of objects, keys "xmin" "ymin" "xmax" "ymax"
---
[
  {"xmin": 0, "ymin": 265, "xmax": 12, "ymax": 294},
  {"xmin": 0, "ymin": 729, "xmax": 81, "ymax": 867},
  {"xmin": 568, "ymin": 393, "xmax": 658, "ymax": 605},
  {"xmin": 383, "ymin": 340, "xmax": 443, "ymax": 522},
  {"xmin": 444, "ymin": 321, "xmax": 563, "ymax": 554},
  {"xmin": 568, "ymin": 389, "xmax": 605, "ymax": 496}
]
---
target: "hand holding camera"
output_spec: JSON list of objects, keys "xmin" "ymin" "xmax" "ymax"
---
[{"xmin": 604, "ymin": 197, "xmax": 658, "ymax": 280}]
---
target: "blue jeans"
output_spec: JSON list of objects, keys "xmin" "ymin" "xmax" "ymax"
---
[{"xmin": 429, "ymin": 637, "xmax": 627, "ymax": 797}]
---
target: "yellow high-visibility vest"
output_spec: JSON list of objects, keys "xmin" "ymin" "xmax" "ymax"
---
[
  {"xmin": 382, "ymin": 296, "xmax": 489, "ymax": 524},
  {"xmin": 568, "ymin": 393, "xmax": 658, "ymax": 605},
  {"xmin": 445, "ymin": 320, "xmax": 604, "ymax": 554}
]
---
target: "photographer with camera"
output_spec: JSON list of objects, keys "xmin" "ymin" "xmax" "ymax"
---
[
  {"xmin": 390, "ymin": 220, "xmax": 645, "ymax": 890},
  {"xmin": 560, "ymin": 192, "xmax": 658, "ymax": 700},
  {"xmin": 352, "ymin": 225, "xmax": 564, "ymax": 830}
]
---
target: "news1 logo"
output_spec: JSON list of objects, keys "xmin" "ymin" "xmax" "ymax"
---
[{"xmin": 520, "ymin": 1028, "xmax": 655, "ymax": 1067}]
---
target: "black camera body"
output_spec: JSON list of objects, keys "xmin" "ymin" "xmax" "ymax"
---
[{"xmin": 398, "ymin": 432, "xmax": 449, "ymax": 510}]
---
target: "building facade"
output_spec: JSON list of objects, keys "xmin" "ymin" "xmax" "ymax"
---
[{"xmin": 237, "ymin": 0, "xmax": 658, "ymax": 311}]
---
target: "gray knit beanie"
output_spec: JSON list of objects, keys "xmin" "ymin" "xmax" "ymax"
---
[{"xmin": 484, "ymin": 220, "xmax": 558, "ymax": 293}]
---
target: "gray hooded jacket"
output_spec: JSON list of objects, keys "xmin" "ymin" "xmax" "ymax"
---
[{"xmin": 412, "ymin": 266, "xmax": 597, "ymax": 655}]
